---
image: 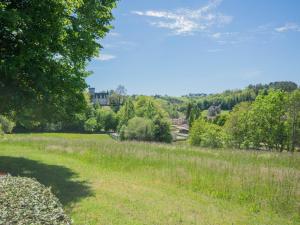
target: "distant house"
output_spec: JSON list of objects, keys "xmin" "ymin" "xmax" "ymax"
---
[{"xmin": 88, "ymin": 87, "xmax": 110, "ymax": 105}]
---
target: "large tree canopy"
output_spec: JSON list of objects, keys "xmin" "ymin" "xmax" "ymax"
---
[{"xmin": 0, "ymin": 0, "xmax": 117, "ymax": 122}]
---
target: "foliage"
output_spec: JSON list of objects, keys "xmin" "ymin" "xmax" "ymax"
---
[
  {"xmin": 211, "ymin": 113, "xmax": 228, "ymax": 126},
  {"xmin": 0, "ymin": 115, "xmax": 15, "ymax": 133},
  {"xmin": 186, "ymin": 102, "xmax": 201, "ymax": 127},
  {"xmin": 0, "ymin": 175, "xmax": 71, "ymax": 225},
  {"xmin": 84, "ymin": 118, "xmax": 97, "ymax": 132},
  {"xmin": 109, "ymin": 85, "xmax": 127, "ymax": 112},
  {"xmin": 189, "ymin": 118, "xmax": 225, "ymax": 148},
  {"xmin": 95, "ymin": 107, "xmax": 118, "ymax": 132},
  {"xmin": 225, "ymin": 102, "xmax": 252, "ymax": 148},
  {"xmin": 0, "ymin": 0, "xmax": 117, "ymax": 123},
  {"xmin": 247, "ymin": 90, "xmax": 288, "ymax": 150},
  {"xmin": 152, "ymin": 116, "xmax": 172, "ymax": 143},
  {"xmin": 123, "ymin": 117, "xmax": 154, "ymax": 141},
  {"xmin": 224, "ymin": 90, "xmax": 300, "ymax": 151},
  {"xmin": 135, "ymin": 96, "xmax": 164, "ymax": 119},
  {"xmin": 117, "ymin": 98, "xmax": 135, "ymax": 131},
  {"xmin": 287, "ymin": 89, "xmax": 300, "ymax": 151}
]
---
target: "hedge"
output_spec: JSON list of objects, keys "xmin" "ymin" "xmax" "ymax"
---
[{"xmin": 0, "ymin": 175, "xmax": 71, "ymax": 225}]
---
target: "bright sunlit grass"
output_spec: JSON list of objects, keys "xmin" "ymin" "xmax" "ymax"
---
[{"xmin": 0, "ymin": 133, "xmax": 299, "ymax": 224}]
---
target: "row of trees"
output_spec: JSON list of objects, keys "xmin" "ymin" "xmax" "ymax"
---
[
  {"xmin": 190, "ymin": 89, "xmax": 300, "ymax": 151},
  {"xmin": 48, "ymin": 95, "xmax": 173, "ymax": 143},
  {"xmin": 157, "ymin": 81, "xmax": 298, "ymax": 115}
]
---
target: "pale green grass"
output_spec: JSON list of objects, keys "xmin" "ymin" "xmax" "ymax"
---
[{"xmin": 0, "ymin": 133, "xmax": 299, "ymax": 224}]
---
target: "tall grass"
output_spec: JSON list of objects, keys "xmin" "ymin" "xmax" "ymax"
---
[{"xmin": 3, "ymin": 133, "xmax": 300, "ymax": 222}]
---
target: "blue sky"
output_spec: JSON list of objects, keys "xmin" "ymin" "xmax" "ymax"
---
[{"xmin": 86, "ymin": 0, "xmax": 300, "ymax": 96}]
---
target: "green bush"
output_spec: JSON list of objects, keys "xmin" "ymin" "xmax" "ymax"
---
[
  {"xmin": 0, "ymin": 124, "xmax": 4, "ymax": 136},
  {"xmin": 189, "ymin": 118, "xmax": 225, "ymax": 148},
  {"xmin": 95, "ymin": 107, "xmax": 118, "ymax": 132},
  {"xmin": 123, "ymin": 117, "xmax": 154, "ymax": 141},
  {"xmin": 84, "ymin": 118, "xmax": 97, "ymax": 132},
  {"xmin": 0, "ymin": 175, "xmax": 71, "ymax": 225},
  {"xmin": 0, "ymin": 115, "xmax": 15, "ymax": 133},
  {"xmin": 152, "ymin": 116, "xmax": 172, "ymax": 143}
]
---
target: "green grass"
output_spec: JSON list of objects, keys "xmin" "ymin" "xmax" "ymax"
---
[{"xmin": 0, "ymin": 133, "xmax": 299, "ymax": 224}]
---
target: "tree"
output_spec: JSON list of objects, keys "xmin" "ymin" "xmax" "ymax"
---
[
  {"xmin": 185, "ymin": 102, "xmax": 201, "ymax": 127},
  {"xmin": 84, "ymin": 118, "xmax": 97, "ymax": 132},
  {"xmin": 152, "ymin": 116, "xmax": 172, "ymax": 143},
  {"xmin": 117, "ymin": 98, "xmax": 135, "ymax": 130},
  {"xmin": 109, "ymin": 85, "xmax": 127, "ymax": 112},
  {"xmin": 189, "ymin": 118, "xmax": 225, "ymax": 148},
  {"xmin": 123, "ymin": 117, "xmax": 154, "ymax": 141},
  {"xmin": 247, "ymin": 90, "xmax": 288, "ymax": 150},
  {"xmin": 95, "ymin": 107, "xmax": 118, "ymax": 132},
  {"xmin": 224, "ymin": 102, "xmax": 251, "ymax": 148},
  {"xmin": 0, "ymin": 0, "xmax": 117, "ymax": 122},
  {"xmin": 135, "ymin": 96, "xmax": 163, "ymax": 119},
  {"xmin": 287, "ymin": 89, "xmax": 300, "ymax": 151}
]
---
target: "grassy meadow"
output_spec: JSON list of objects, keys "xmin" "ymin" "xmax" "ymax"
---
[{"xmin": 0, "ymin": 133, "xmax": 299, "ymax": 224}]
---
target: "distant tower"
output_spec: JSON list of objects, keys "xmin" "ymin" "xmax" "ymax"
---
[{"xmin": 88, "ymin": 87, "xmax": 95, "ymax": 95}]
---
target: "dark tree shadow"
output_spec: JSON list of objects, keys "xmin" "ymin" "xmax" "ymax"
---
[{"xmin": 0, "ymin": 156, "xmax": 93, "ymax": 206}]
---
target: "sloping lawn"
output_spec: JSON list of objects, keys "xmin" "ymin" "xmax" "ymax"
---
[{"xmin": 0, "ymin": 133, "xmax": 299, "ymax": 225}]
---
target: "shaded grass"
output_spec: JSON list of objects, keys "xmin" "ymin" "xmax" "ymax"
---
[{"xmin": 0, "ymin": 133, "xmax": 299, "ymax": 224}]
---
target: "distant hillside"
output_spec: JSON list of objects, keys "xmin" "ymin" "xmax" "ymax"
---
[{"xmin": 156, "ymin": 81, "xmax": 298, "ymax": 111}]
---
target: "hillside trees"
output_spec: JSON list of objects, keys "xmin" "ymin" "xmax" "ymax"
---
[
  {"xmin": 224, "ymin": 102, "xmax": 251, "ymax": 148},
  {"xmin": 190, "ymin": 89, "xmax": 300, "ymax": 151},
  {"xmin": 0, "ymin": 0, "xmax": 117, "ymax": 123},
  {"xmin": 118, "ymin": 96, "xmax": 172, "ymax": 142},
  {"xmin": 225, "ymin": 90, "xmax": 299, "ymax": 151}
]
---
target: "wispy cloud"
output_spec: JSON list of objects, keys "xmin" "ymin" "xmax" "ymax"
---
[
  {"xmin": 132, "ymin": 0, "xmax": 232, "ymax": 35},
  {"xmin": 275, "ymin": 23, "xmax": 300, "ymax": 32},
  {"xmin": 95, "ymin": 54, "xmax": 116, "ymax": 61}
]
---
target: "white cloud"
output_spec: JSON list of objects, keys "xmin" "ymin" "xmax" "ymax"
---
[
  {"xmin": 132, "ymin": 0, "xmax": 232, "ymax": 35},
  {"xmin": 275, "ymin": 23, "xmax": 300, "ymax": 32},
  {"xmin": 95, "ymin": 54, "xmax": 116, "ymax": 61}
]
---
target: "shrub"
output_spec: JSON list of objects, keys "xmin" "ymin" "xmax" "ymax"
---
[
  {"xmin": 0, "ymin": 175, "xmax": 71, "ymax": 225},
  {"xmin": 0, "ymin": 124, "xmax": 4, "ymax": 136},
  {"xmin": 123, "ymin": 117, "xmax": 154, "ymax": 141},
  {"xmin": 0, "ymin": 115, "xmax": 15, "ymax": 133},
  {"xmin": 152, "ymin": 116, "xmax": 172, "ymax": 143},
  {"xmin": 95, "ymin": 107, "xmax": 118, "ymax": 132},
  {"xmin": 84, "ymin": 118, "xmax": 97, "ymax": 132},
  {"xmin": 189, "ymin": 118, "xmax": 225, "ymax": 148},
  {"xmin": 200, "ymin": 123, "xmax": 226, "ymax": 148}
]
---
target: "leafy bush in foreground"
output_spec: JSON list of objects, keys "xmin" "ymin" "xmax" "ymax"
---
[{"xmin": 0, "ymin": 175, "xmax": 71, "ymax": 225}]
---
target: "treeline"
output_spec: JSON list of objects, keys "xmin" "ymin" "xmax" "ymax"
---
[
  {"xmin": 0, "ymin": 94, "xmax": 173, "ymax": 143},
  {"xmin": 157, "ymin": 81, "xmax": 298, "ymax": 113},
  {"xmin": 190, "ymin": 81, "xmax": 298, "ymax": 110},
  {"xmin": 189, "ymin": 89, "xmax": 300, "ymax": 151}
]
